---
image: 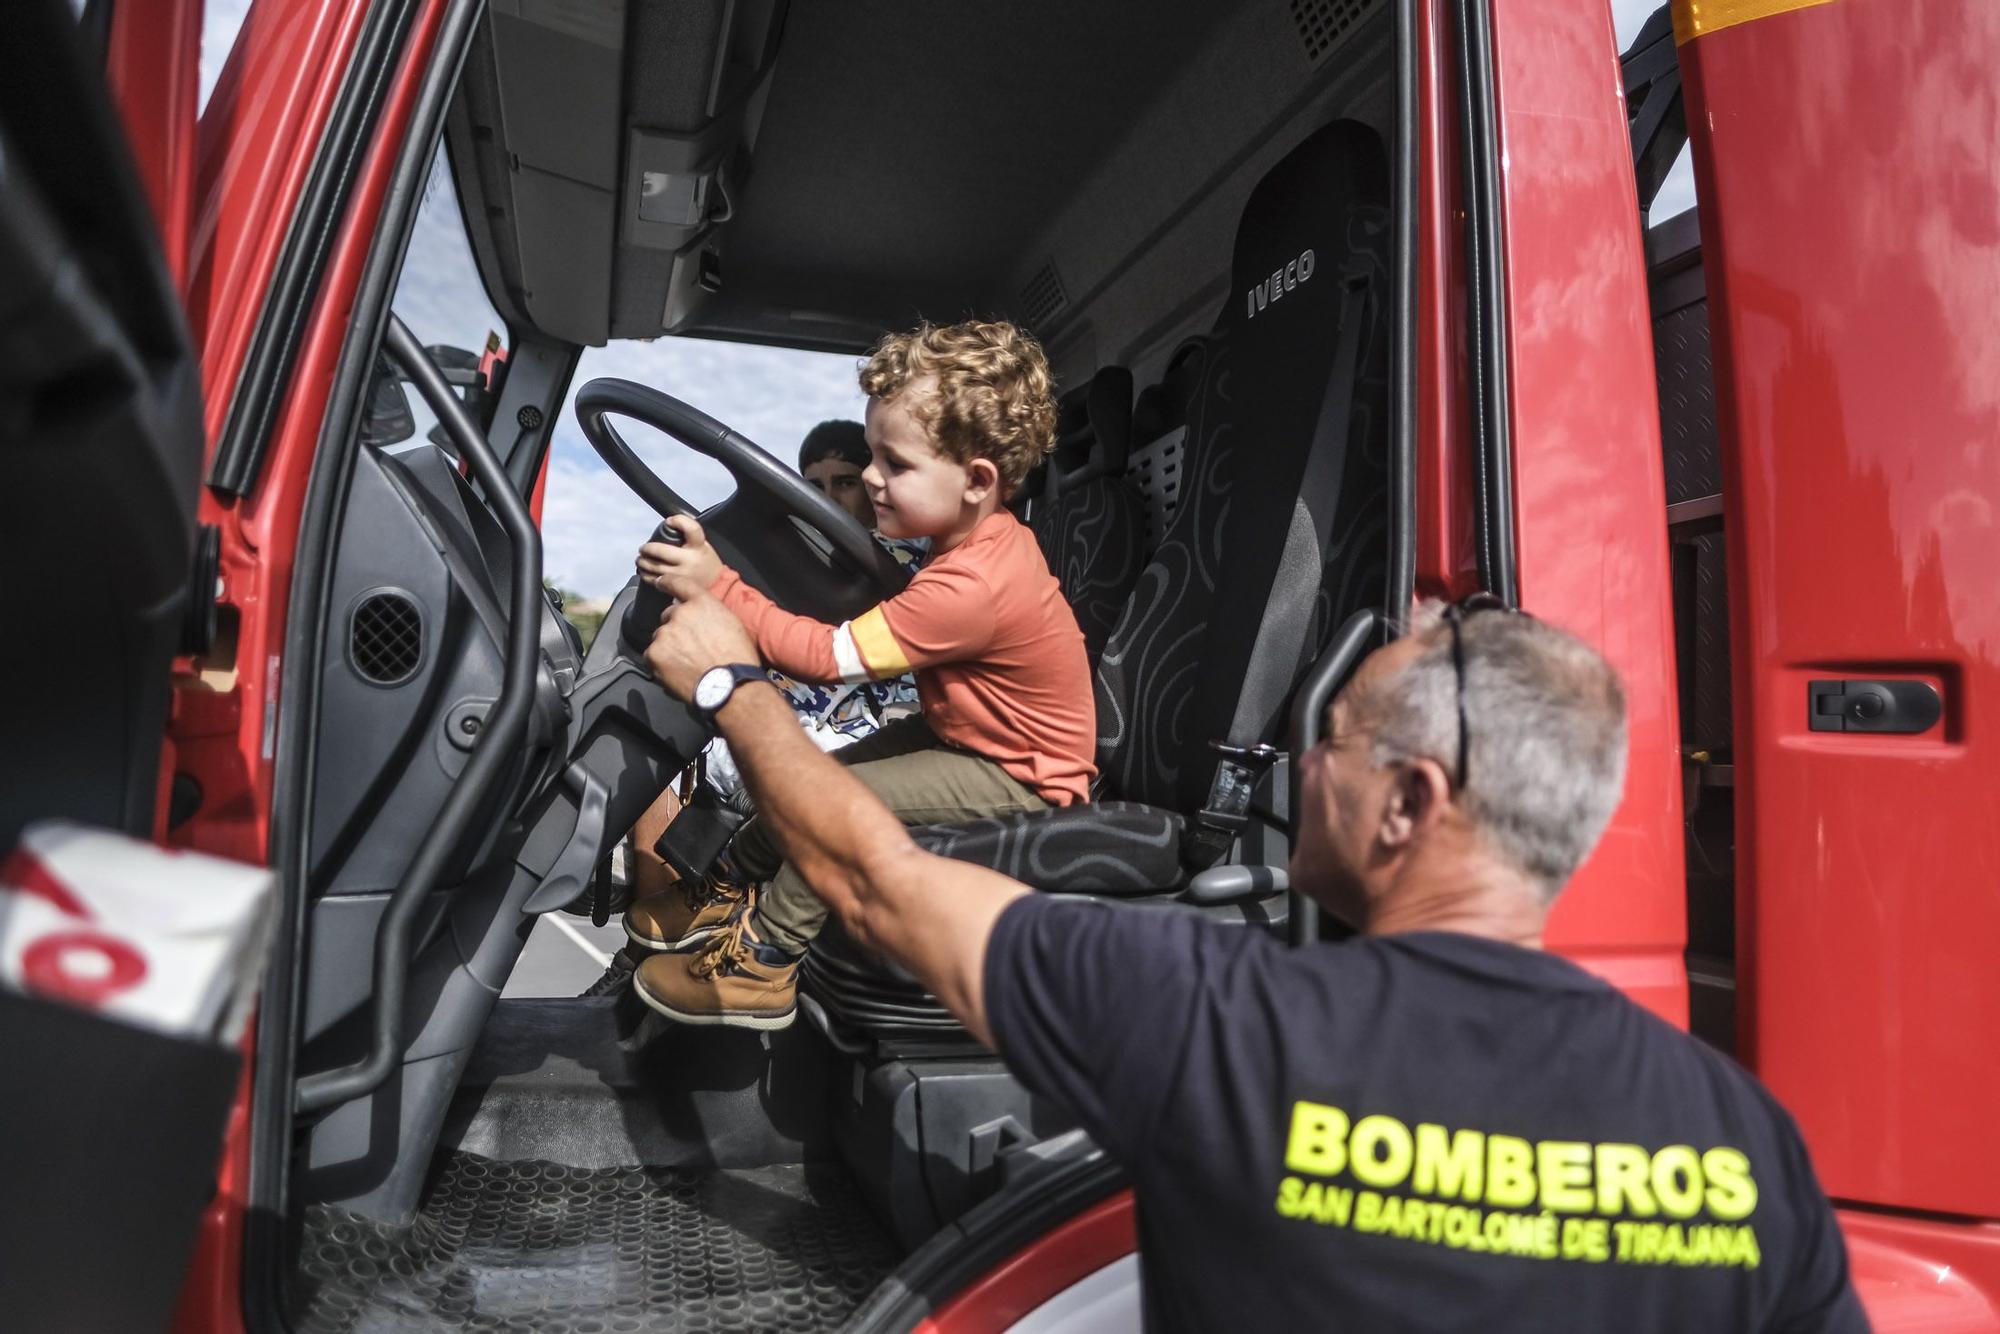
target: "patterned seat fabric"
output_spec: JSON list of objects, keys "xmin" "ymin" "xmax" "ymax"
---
[
  {"xmin": 1031, "ymin": 368, "xmax": 1142, "ymax": 666},
  {"xmin": 1097, "ymin": 119, "xmax": 1392, "ymax": 815},
  {"xmin": 906, "ymin": 800, "xmax": 1182, "ymax": 895}
]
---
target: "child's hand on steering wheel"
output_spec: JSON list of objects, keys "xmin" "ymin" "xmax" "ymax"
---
[{"xmin": 636, "ymin": 515, "xmax": 723, "ymax": 593}]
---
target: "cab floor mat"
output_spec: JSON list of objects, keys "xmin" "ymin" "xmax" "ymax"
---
[{"xmin": 293, "ymin": 1152, "xmax": 902, "ymax": 1332}]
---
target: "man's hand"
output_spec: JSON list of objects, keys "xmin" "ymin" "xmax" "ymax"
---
[
  {"xmin": 636, "ymin": 515, "xmax": 724, "ymax": 593},
  {"xmin": 706, "ymin": 677, "xmax": 1028, "ymax": 1047},
  {"xmin": 645, "ymin": 583, "xmax": 760, "ymax": 699}
]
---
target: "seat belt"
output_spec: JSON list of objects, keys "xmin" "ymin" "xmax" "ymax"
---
[{"xmin": 1187, "ymin": 271, "xmax": 1371, "ymax": 866}]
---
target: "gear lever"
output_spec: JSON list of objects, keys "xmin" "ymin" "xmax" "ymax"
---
[{"xmin": 621, "ymin": 519, "xmax": 686, "ymax": 654}]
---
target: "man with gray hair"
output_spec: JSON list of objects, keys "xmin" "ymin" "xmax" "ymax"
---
[{"xmin": 641, "ymin": 582, "xmax": 1866, "ymax": 1332}]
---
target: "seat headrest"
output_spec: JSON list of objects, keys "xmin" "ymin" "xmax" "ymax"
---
[
  {"xmin": 1010, "ymin": 457, "xmax": 1048, "ymax": 510},
  {"xmin": 1051, "ymin": 366, "xmax": 1134, "ymax": 482},
  {"xmin": 1133, "ymin": 338, "xmax": 1208, "ymax": 444},
  {"xmin": 1228, "ymin": 120, "xmax": 1387, "ymax": 336},
  {"xmin": 1130, "ymin": 385, "xmax": 1167, "ymax": 445}
]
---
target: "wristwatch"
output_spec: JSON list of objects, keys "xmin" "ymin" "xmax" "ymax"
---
[{"xmin": 691, "ymin": 663, "xmax": 767, "ymax": 724}]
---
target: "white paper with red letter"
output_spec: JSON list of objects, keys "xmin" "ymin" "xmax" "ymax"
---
[{"xmin": 0, "ymin": 822, "xmax": 273, "ymax": 1043}]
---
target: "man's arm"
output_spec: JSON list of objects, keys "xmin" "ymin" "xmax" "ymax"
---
[{"xmin": 646, "ymin": 586, "xmax": 1026, "ymax": 1044}]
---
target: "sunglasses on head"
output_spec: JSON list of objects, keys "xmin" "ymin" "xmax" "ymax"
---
[{"xmin": 1438, "ymin": 592, "xmax": 1529, "ymax": 792}]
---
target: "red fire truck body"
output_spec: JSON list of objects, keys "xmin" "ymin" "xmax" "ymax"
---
[{"xmin": 5, "ymin": 0, "xmax": 1994, "ymax": 1327}]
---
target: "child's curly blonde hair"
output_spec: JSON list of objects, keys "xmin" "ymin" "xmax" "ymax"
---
[{"xmin": 859, "ymin": 320, "xmax": 1057, "ymax": 492}]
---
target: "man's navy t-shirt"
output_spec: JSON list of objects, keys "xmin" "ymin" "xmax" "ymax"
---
[{"xmin": 985, "ymin": 897, "xmax": 1867, "ymax": 1332}]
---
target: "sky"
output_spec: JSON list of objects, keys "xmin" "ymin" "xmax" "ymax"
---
[
  {"xmin": 1609, "ymin": 0, "xmax": 1697, "ymax": 220},
  {"xmin": 195, "ymin": 0, "xmax": 1690, "ymax": 599}
]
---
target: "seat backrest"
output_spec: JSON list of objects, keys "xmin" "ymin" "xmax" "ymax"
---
[
  {"xmin": 1031, "ymin": 367, "xmax": 1142, "ymax": 664},
  {"xmin": 1094, "ymin": 119, "xmax": 1392, "ymax": 812},
  {"xmin": 1124, "ymin": 340, "xmax": 1207, "ymax": 548}
]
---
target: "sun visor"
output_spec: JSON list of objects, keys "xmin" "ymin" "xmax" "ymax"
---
[
  {"xmin": 621, "ymin": 2, "xmax": 787, "ymax": 334},
  {"xmin": 459, "ymin": 0, "xmax": 786, "ymax": 343}
]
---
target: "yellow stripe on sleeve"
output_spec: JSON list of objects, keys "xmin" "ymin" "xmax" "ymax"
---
[{"xmin": 848, "ymin": 606, "xmax": 912, "ymax": 678}]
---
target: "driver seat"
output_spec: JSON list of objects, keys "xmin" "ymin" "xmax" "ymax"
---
[
  {"xmin": 802, "ymin": 118, "xmax": 1392, "ymax": 1039},
  {"xmin": 1032, "ymin": 367, "xmax": 1142, "ymax": 666}
]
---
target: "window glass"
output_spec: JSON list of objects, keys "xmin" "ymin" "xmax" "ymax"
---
[
  {"xmin": 364, "ymin": 149, "xmax": 509, "ymax": 456},
  {"xmin": 543, "ymin": 339, "xmax": 866, "ymax": 601}
]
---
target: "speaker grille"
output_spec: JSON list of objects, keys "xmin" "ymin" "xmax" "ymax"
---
[
  {"xmin": 1290, "ymin": 0, "xmax": 1376, "ymax": 65},
  {"xmin": 1018, "ymin": 260, "xmax": 1068, "ymax": 328},
  {"xmin": 1126, "ymin": 426, "xmax": 1187, "ymax": 548},
  {"xmin": 351, "ymin": 591, "xmax": 423, "ymax": 685}
]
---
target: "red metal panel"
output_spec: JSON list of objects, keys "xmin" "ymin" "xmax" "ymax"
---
[
  {"xmin": 187, "ymin": 0, "xmax": 371, "ymax": 442},
  {"xmin": 913, "ymin": 1192, "xmax": 1137, "ymax": 1334},
  {"xmin": 167, "ymin": 1, "xmax": 454, "ymax": 1326},
  {"xmin": 1840, "ymin": 1208, "xmax": 2000, "ymax": 1332},
  {"xmin": 1486, "ymin": 0, "xmax": 1687, "ymax": 1023},
  {"xmin": 104, "ymin": 0, "xmax": 204, "ymax": 290},
  {"xmin": 1679, "ymin": 0, "xmax": 2000, "ymax": 1220}
]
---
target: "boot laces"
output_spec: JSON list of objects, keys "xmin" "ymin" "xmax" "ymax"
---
[
  {"xmin": 690, "ymin": 920, "xmax": 751, "ymax": 980},
  {"xmin": 681, "ymin": 873, "xmax": 734, "ymax": 912}
]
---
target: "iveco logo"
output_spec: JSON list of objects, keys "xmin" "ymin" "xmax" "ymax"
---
[{"xmin": 1246, "ymin": 248, "xmax": 1316, "ymax": 319}]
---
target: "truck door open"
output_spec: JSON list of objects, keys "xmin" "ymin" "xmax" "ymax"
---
[{"xmin": 1678, "ymin": 0, "xmax": 2000, "ymax": 1288}]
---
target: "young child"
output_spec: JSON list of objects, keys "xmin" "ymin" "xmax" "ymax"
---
[
  {"xmin": 582, "ymin": 421, "xmax": 928, "ymax": 1000},
  {"xmin": 629, "ymin": 319, "xmax": 1096, "ymax": 1028}
]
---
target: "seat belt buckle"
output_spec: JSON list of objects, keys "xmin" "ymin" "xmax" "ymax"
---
[
  {"xmin": 1202, "ymin": 741, "xmax": 1283, "ymax": 823},
  {"xmin": 1185, "ymin": 742, "xmax": 1285, "ymax": 869},
  {"xmin": 1207, "ymin": 740, "xmax": 1282, "ymax": 765}
]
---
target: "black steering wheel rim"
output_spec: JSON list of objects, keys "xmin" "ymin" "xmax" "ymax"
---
[{"xmin": 574, "ymin": 377, "xmax": 906, "ymax": 592}]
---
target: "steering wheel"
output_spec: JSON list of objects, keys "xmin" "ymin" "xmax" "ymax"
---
[{"xmin": 574, "ymin": 379, "xmax": 910, "ymax": 652}]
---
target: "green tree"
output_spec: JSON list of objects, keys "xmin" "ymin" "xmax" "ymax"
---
[{"xmin": 543, "ymin": 577, "xmax": 606, "ymax": 651}]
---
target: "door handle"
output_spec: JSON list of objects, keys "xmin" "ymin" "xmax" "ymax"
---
[{"xmin": 1807, "ymin": 679, "xmax": 1942, "ymax": 735}]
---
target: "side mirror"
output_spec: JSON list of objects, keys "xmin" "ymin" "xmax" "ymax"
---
[
  {"xmin": 424, "ymin": 342, "xmax": 483, "ymax": 385},
  {"xmin": 418, "ymin": 343, "xmax": 496, "ymax": 449},
  {"xmin": 359, "ymin": 352, "xmax": 417, "ymax": 446}
]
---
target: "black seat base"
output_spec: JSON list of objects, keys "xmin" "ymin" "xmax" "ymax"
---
[
  {"xmin": 802, "ymin": 895, "xmax": 1291, "ymax": 1047},
  {"xmin": 799, "ymin": 799, "xmax": 1192, "ymax": 1042}
]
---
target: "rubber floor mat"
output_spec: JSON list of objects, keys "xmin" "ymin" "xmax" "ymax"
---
[{"xmin": 294, "ymin": 1153, "xmax": 901, "ymax": 1332}]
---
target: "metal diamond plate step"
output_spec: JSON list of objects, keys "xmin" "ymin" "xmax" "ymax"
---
[{"xmin": 295, "ymin": 1154, "xmax": 900, "ymax": 1332}]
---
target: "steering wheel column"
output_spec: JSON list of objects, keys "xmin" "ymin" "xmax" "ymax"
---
[
  {"xmin": 516, "ymin": 379, "xmax": 913, "ymax": 919},
  {"xmin": 576, "ymin": 378, "xmax": 910, "ymax": 627}
]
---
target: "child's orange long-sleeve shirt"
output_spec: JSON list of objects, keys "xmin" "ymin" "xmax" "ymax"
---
[{"xmin": 711, "ymin": 512, "xmax": 1096, "ymax": 806}]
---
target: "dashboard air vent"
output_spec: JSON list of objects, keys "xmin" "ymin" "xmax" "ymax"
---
[{"xmin": 350, "ymin": 591, "xmax": 423, "ymax": 685}]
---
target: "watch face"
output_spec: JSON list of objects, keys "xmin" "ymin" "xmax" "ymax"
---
[{"xmin": 693, "ymin": 667, "xmax": 734, "ymax": 713}]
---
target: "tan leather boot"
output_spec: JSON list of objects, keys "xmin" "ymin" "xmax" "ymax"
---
[
  {"xmin": 632, "ymin": 915, "xmax": 800, "ymax": 1030},
  {"xmin": 623, "ymin": 876, "xmax": 748, "ymax": 952}
]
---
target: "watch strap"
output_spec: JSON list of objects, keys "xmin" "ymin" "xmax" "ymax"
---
[{"xmin": 699, "ymin": 663, "xmax": 768, "ymax": 722}]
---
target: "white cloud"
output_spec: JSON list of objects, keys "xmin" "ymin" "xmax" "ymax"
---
[
  {"xmin": 538, "ymin": 448, "xmax": 687, "ymax": 600},
  {"xmin": 396, "ymin": 156, "xmax": 506, "ymax": 355},
  {"xmin": 1608, "ymin": 0, "xmax": 1664, "ymax": 50},
  {"xmin": 1608, "ymin": 0, "xmax": 1700, "ymax": 225}
]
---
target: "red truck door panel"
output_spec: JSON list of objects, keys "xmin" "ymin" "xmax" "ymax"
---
[
  {"xmin": 1487, "ymin": 0, "xmax": 1688, "ymax": 1022},
  {"xmin": 1678, "ymin": 0, "xmax": 2000, "ymax": 1219}
]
